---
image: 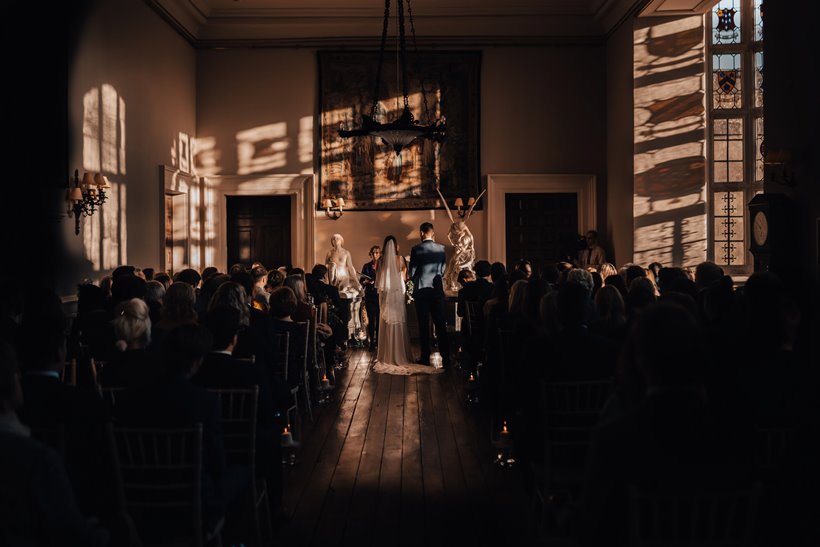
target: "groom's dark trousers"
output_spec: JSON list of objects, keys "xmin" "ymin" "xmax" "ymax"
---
[{"xmin": 414, "ymin": 287, "xmax": 449, "ymax": 367}]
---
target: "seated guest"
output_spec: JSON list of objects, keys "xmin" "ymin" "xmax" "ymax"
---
[
  {"xmin": 153, "ymin": 272, "xmax": 172, "ymax": 291},
  {"xmin": 579, "ymin": 303, "xmax": 755, "ymax": 546},
  {"xmin": 151, "ymin": 282, "xmax": 198, "ymax": 349},
  {"xmin": 17, "ymin": 289, "xmax": 109, "ymax": 517},
  {"xmin": 174, "ymin": 268, "xmax": 201, "ymax": 289},
  {"xmin": 196, "ymin": 306, "xmax": 277, "ymax": 426},
  {"xmin": 98, "ymin": 298, "xmax": 157, "ymax": 388},
  {"xmin": 250, "ymin": 265, "xmax": 269, "ymax": 312},
  {"xmin": 457, "ymin": 260, "xmax": 493, "ymax": 318},
  {"xmin": 115, "ymin": 324, "xmax": 245, "ymax": 532},
  {"xmin": 196, "ymin": 306, "xmax": 283, "ymax": 511},
  {"xmin": 144, "ymin": 279, "xmax": 165, "ymax": 325},
  {"xmin": 268, "ymin": 287, "xmax": 306, "ymax": 388},
  {"xmin": 71, "ymin": 283, "xmax": 115, "ymax": 362},
  {"xmin": 196, "ymin": 273, "xmax": 229, "ymax": 318},
  {"xmin": 0, "ymin": 341, "xmax": 108, "ymax": 547}
]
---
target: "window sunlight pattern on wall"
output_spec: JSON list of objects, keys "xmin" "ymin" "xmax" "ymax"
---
[
  {"xmin": 83, "ymin": 181, "xmax": 127, "ymax": 271},
  {"xmin": 633, "ymin": 16, "xmax": 707, "ymax": 267},
  {"xmin": 236, "ymin": 123, "xmax": 290, "ymax": 174},
  {"xmin": 82, "ymin": 84, "xmax": 127, "ymax": 271},
  {"xmin": 194, "ymin": 136, "xmax": 220, "ymax": 176}
]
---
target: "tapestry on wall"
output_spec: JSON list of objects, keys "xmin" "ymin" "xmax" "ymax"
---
[{"xmin": 317, "ymin": 50, "xmax": 481, "ymax": 210}]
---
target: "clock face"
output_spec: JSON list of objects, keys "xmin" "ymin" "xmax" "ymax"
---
[{"xmin": 753, "ymin": 211, "xmax": 768, "ymax": 246}]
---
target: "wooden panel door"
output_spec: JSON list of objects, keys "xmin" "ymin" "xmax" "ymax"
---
[
  {"xmin": 226, "ymin": 195, "xmax": 291, "ymax": 270},
  {"xmin": 505, "ymin": 193, "xmax": 578, "ymax": 267}
]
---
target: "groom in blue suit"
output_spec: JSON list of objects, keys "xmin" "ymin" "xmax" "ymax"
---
[{"xmin": 409, "ymin": 222, "xmax": 450, "ymax": 368}]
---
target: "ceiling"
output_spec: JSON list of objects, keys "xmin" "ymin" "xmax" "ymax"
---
[{"xmin": 148, "ymin": 0, "xmax": 718, "ymax": 47}]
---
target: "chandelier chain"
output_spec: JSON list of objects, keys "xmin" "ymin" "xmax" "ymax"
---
[
  {"xmin": 370, "ymin": 0, "xmax": 392, "ymax": 119},
  {"xmin": 397, "ymin": 0, "xmax": 410, "ymax": 111},
  {"xmin": 406, "ymin": 0, "xmax": 432, "ymax": 122}
]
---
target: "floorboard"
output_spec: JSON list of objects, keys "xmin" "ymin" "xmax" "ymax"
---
[{"xmin": 272, "ymin": 349, "xmax": 535, "ymax": 546}]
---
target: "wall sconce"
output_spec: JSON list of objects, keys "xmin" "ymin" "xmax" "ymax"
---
[
  {"xmin": 324, "ymin": 197, "xmax": 344, "ymax": 220},
  {"xmin": 453, "ymin": 196, "xmax": 476, "ymax": 219},
  {"xmin": 66, "ymin": 169, "xmax": 110, "ymax": 235},
  {"xmin": 765, "ymin": 150, "xmax": 796, "ymax": 187}
]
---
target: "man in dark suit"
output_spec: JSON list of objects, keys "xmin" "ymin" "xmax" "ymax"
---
[
  {"xmin": 409, "ymin": 222, "xmax": 450, "ymax": 367},
  {"xmin": 457, "ymin": 259, "xmax": 493, "ymax": 318}
]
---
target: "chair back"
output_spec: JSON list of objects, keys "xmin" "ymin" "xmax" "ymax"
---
[
  {"xmin": 272, "ymin": 332, "xmax": 289, "ymax": 380},
  {"xmin": 208, "ymin": 387, "xmax": 258, "ymax": 469},
  {"xmin": 464, "ymin": 301, "xmax": 483, "ymax": 339},
  {"xmin": 541, "ymin": 379, "xmax": 611, "ymax": 425},
  {"xmin": 295, "ymin": 321, "xmax": 310, "ymax": 382},
  {"xmin": 628, "ymin": 484, "xmax": 761, "ymax": 547},
  {"xmin": 107, "ymin": 424, "xmax": 204, "ymax": 547}
]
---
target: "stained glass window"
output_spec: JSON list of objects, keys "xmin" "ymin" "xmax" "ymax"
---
[
  {"xmin": 754, "ymin": 0, "xmax": 763, "ymax": 42},
  {"xmin": 755, "ymin": 117, "xmax": 764, "ymax": 184},
  {"xmin": 707, "ymin": 0, "xmax": 763, "ymax": 270},
  {"xmin": 713, "ymin": 54, "xmax": 742, "ymax": 109},
  {"xmin": 754, "ymin": 51, "xmax": 764, "ymax": 107},
  {"xmin": 713, "ymin": 0, "xmax": 741, "ymax": 45},
  {"xmin": 713, "ymin": 192, "xmax": 745, "ymax": 265}
]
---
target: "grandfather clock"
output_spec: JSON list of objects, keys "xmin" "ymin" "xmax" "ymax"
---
[{"xmin": 748, "ymin": 193, "xmax": 796, "ymax": 274}]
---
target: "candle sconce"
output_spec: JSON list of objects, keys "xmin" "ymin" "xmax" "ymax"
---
[
  {"xmin": 453, "ymin": 196, "xmax": 476, "ymax": 219},
  {"xmin": 66, "ymin": 169, "xmax": 111, "ymax": 235},
  {"xmin": 491, "ymin": 418, "xmax": 516, "ymax": 467},
  {"xmin": 324, "ymin": 197, "xmax": 345, "ymax": 220}
]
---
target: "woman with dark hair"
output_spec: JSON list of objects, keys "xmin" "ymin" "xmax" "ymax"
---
[{"xmin": 151, "ymin": 282, "xmax": 198, "ymax": 350}]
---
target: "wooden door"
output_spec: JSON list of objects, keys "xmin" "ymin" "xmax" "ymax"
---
[
  {"xmin": 505, "ymin": 193, "xmax": 578, "ymax": 267},
  {"xmin": 226, "ymin": 195, "xmax": 291, "ymax": 270}
]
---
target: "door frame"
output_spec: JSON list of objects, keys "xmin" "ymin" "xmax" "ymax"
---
[
  {"xmin": 210, "ymin": 174, "xmax": 314, "ymax": 271},
  {"xmin": 486, "ymin": 174, "xmax": 596, "ymax": 265}
]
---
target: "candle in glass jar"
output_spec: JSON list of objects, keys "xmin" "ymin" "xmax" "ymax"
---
[
  {"xmin": 321, "ymin": 374, "xmax": 330, "ymax": 388},
  {"xmin": 281, "ymin": 426, "xmax": 294, "ymax": 446}
]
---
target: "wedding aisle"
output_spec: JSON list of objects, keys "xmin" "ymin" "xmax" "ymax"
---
[{"xmin": 274, "ymin": 349, "xmax": 534, "ymax": 546}]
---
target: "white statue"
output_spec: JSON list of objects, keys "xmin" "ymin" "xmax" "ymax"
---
[
  {"xmin": 325, "ymin": 233, "xmax": 362, "ymax": 297},
  {"xmin": 436, "ymin": 187, "xmax": 486, "ymax": 293}
]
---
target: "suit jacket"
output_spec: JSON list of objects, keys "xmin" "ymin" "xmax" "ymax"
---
[
  {"xmin": 409, "ymin": 239, "xmax": 446, "ymax": 291},
  {"xmin": 457, "ymin": 278, "xmax": 493, "ymax": 317}
]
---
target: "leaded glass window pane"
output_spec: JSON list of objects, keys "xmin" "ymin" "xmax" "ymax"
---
[
  {"xmin": 755, "ymin": 117, "xmax": 764, "ymax": 184},
  {"xmin": 713, "ymin": 119, "xmax": 744, "ymax": 184},
  {"xmin": 713, "ymin": 191, "xmax": 745, "ymax": 266},
  {"xmin": 754, "ymin": 51, "xmax": 764, "ymax": 107},
  {"xmin": 713, "ymin": 54, "xmax": 742, "ymax": 109},
  {"xmin": 713, "ymin": 0, "xmax": 741, "ymax": 45},
  {"xmin": 754, "ymin": 0, "xmax": 763, "ymax": 42}
]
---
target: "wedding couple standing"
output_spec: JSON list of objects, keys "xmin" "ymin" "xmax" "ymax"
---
[{"xmin": 373, "ymin": 223, "xmax": 450, "ymax": 376}]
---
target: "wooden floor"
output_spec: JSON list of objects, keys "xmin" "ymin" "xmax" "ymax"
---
[{"xmin": 274, "ymin": 349, "xmax": 535, "ymax": 547}]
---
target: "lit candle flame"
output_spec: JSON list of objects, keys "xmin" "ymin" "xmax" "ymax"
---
[{"xmin": 502, "ymin": 421, "xmax": 508, "ymax": 434}]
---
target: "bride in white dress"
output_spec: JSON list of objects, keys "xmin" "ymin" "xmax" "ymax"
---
[{"xmin": 372, "ymin": 236, "xmax": 441, "ymax": 376}]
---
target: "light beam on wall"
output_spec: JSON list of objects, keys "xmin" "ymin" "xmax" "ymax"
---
[
  {"xmin": 236, "ymin": 122, "xmax": 289, "ymax": 174},
  {"xmin": 81, "ymin": 84, "xmax": 127, "ymax": 270},
  {"xmin": 633, "ymin": 17, "xmax": 707, "ymax": 267}
]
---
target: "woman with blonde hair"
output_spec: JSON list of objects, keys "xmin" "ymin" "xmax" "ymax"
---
[{"xmin": 99, "ymin": 298, "xmax": 157, "ymax": 387}]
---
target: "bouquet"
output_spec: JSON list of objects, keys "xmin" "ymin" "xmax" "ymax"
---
[{"xmin": 405, "ymin": 278, "xmax": 414, "ymax": 304}]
